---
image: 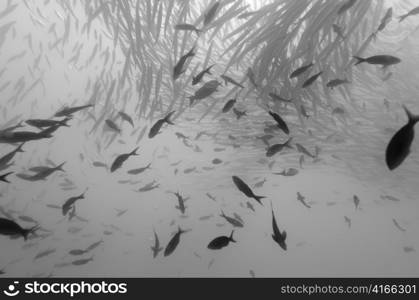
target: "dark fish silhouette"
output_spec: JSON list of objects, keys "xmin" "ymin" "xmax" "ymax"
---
[
  {"xmin": 399, "ymin": 5, "xmax": 419, "ymax": 23},
  {"xmin": 105, "ymin": 119, "xmax": 121, "ymax": 133},
  {"xmin": 392, "ymin": 218, "xmax": 406, "ymax": 232},
  {"xmin": 266, "ymin": 138, "xmax": 293, "ymax": 157},
  {"xmin": 62, "ymin": 189, "xmax": 87, "ymax": 216},
  {"xmin": 72, "ymin": 256, "xmax": 93, "ymax": 266},
  {"xmin": 271, "ymin": 203, "xmax": 287, "ymax": 251},
  {"xmin": 54, "ymin": 104, "xmax": 93, "ymax": 117},
  {"xmin": 222, "ymin": 98, "xmax": 237, "ymax": 113},
  {"xmin": 118, "ymin": 111, "xmax": 134, "ymax": 127},
  {"xmin": 0, "ymin": 218, "xmax": 38, "ymax": 240},
  {"xmin": 148, "ymin": 111, "xmax": 175, "ymax": 138},
  {"xmin": 26, "ymin": 118, "xmax": 71, "ymax": 129},
  {"xmin": 17, "ymin": 162, "xmax": 65, "ymax": 181},
  {"xmin": 297, "ymin": 192, "xmax": 311, "ymax": 208},
  {"xmin": 0, "ymin": 127, "xmax": 56, "ymax": 143},
  {"xmin": 173, "ymin": 192, "xmax": 188, "ymax": 215},
  {"xmin": 164, "ymin": 226, "xmax": 187, "ymax": 257},
  {"xmin": 192, "ymin": 64, "xmax": 215, "ymax": 85},
  {"xmin": 268, "ymin": 111, "xmax": 289, "ymax": 134},
  {"xmin": 295, "ymin": 143, "xmax": 315, "ymax": 158},
  {"xmin": 208, "ymin": 230, "xmax": 236, "ymax": 250},
  {"xmin": 269, "ymin": 93, "xmax": 292, "ymax": 103},
  {"xmin": 353, "ymin": 195, "xmax": 360, "ymax": 210},
  {"xmin": 173, "ymin": 47, "xmax": 195, "ymax": 80},
  {"xmin": 290, "ymin": 63, "xmax": 313, "ymax": 78},
  {"xmin": 203, "ymin": 1, "xmax": 221, "ymax": 27},
  {"xmin": 302, "ymin": 71, "xmax": 323, "ymax": 88},
  {"xmin": 110, "ymin": 147, "xmax": 139, "ymax": 172},
  {"xmin": 127, "ymin": 163, "xmax": 151, "ymax": 175},
  {"xmin": 0, "ymin": 143, "xmax": 24, "ymax": 171},
  {"xmin": 232, "ymin": 176, "xmax": 265, "ymax": 205},
  {"xmin": 220, "ymin": 210, "xmax": 243, "ymax": 228},
  {"xmin": 386, "ymin": 106, "xmax": 419, "ymax": 170},
  {"xmin": 151, "ymin": 229, "xmax": 164, "ymax": 258},
  {"xmin": 175, "ymin": 23, "xmax": 201, "ymax": 35},
  {"xmin": 233, "ymin": 108, "xmax": 247, "ymax": 120},
  {"xmin": 326, "ymin": 78, "xmax": 349, "ymax": 89},
  {"xmin": 220, "ymin": 74, "xmax": 244, "ymax": 88},
  {"xmin": 353, "ymin": 55, "xmax": 400, "ymax": 67}
]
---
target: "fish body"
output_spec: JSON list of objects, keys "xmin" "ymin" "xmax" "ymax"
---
[
  {"xmin": 337, "ymin": 0, "xmax": 357, "ymax": 15},
  {"xmin": 0, "ymin": 218, "xmax": 38, "ymax": 240},
  {"xmin": 326, "ymin": 78, "xmax": 349, "ymax": 89},
  {"xmin": 203, "ymin": 2, "xmax": 221, "ymax": 27},
  {"xmin": 222, "ymin": 99, "xmax": 236, "ymax": 113},
  {"xmin": 208, "ymin": 231, "xmax": 235, "ymax": 250},
  {"xmin": 118, "ymin": 111, "xmax": 134, "ymax": 127},
  {"xmin": 105, "ymin": 119, "xmax": 121, "ymax": 133},
  {"xmin": 151, "ymin": 230, "xmax": 163, "ymax": 258},
  {"xmin": 148, "ymin": 111, "xmax": 175, "ymax": 138},
  {"xmin": 232, "ymin": 176, "xmax": 265, "ymax": 205},
  {"xmin": 26, "ymin": 117, "xmax": 70, "ymax": 129},
  {"xmin": 399, "ymin": 6, "xmax": 419, "ymax": 23},
  {"xmin": 233, "ymin": 108, "xmax": 247, "ymax": 120},
  {"xmin": 175, "ymin": 23, "xmax": 201, "ymax": 35},
  {"xmin": 189, "ymin": 80, "xmax": 220, "ymax": 106},
  {"xmin": 386, "ymin": 106, "xmax": 419, "ymax": 170},
  {"xmin": 164, "ymin": 227, "xmax": 187, "ymax": 257},
  {"xmin": 0, "ymin": 127, "xmax": 54, "ymax": 143},
  {"xmin": 302, "ymin": 71, "xmax": 322, "ymax": 88},
  {"xmin": 353, "ymin": 195, "xmax": 360, "ymax": 210},
  {"xmin": 220, "ymin": 210, "xmax": 243, "ymax": 228},
  {"xmin": 353, "ymin": 55, "xmax": 401, "ymax": 67},
  {"xmin": 377, "ymin": 8, "xmax": 392, "ymax": 32},
  {"xmin": 127, "ymin": 163, "xmax": 151, "ymax": 175},
  {"xmin": 174, "ymin": 192, "xmax": 188, "ymax": 215},
  {"xmin": 62, "ymin": 190, "xmax": 87, "ymax": 216},
  {"xmin": 269, "ymin": 93, "xmax": 292, "ymax": 103},
  {"xmin": 290, "ymin": 63, "xmax": 313, "ymax": 78},
  {"xmin": 266, "ymin": 138, "xmax": 293, "ymax": 157},
  {"xmin": 0, "ymin": 172, "xmax": 13, "ymax": 183},
  {"xmin": 295, "ymin": 143, "xmax": 315, "ymax": 158},
  {"xmin": 220, "ymin": 75, "xmax": 244, "ymax": 88},
  {"xmin": 54, "ymin": 104, "xmax": 93, "ymax": 117},
  {"xmin": 192, "ymin": 64, "xmax": 215, "ymax": 85},
  {"xmin": 111, "ymin": 147, "xmax": 139, "ymax": 172},
  {"xmin": 268, "ymin": 111, "xmax": 289, "ymax": 134},
  {"xmin": 297, "ymin": 192, "xmax": 311, "ymax": 208}
]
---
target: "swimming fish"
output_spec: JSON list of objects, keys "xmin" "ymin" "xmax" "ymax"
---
[
  {"xmin": 353, "ymin": 195, "xmax": 360, "ymax": 210},
  {"xmin": 353, "ymin": 55, "xmax": 401, "ymax": 67},
  {"xmin": 266, "ymin": 138, "xmax": 293, "ymax": 157},
  {"xmin": 344, "ymin": 216, "xmax": 351, "ymax": 228},
  {"xmin": 326, "ymin": 78, "xmax": 349, "ymax": 89},
  {"xmin": 220, "ymin": 74, "xmax": 244, "ymax": 88},
  {"xmin": 127, "ymin": 163, "xmax": 151, "ymax": 175},
  {"xmin": 0, "ymin": 218, "xmax": 38, "ymax": 240},
  {"xmin": 392, "ymin": 218, "xmax": 406, "ymax": 232},
  {"xmin": 297, "ymin": 192, "xmax": 310, "ymax": 208},
  {"xmin": 192, "ymin": 64, "xmax": 215, "ymax": 85},
  {"xmin": 376, "ymin": 7, "xmax": 392, "ymax": 32},
  {"xmin": 268, "ymin": 111, "xmax": 289, "ymax": 134},
  {"xmin": 274, "ymin": 168, "xmax": 299, "ymax": 176},
  {"xmin": 222, "ymin": 98, "xmax": 237, "ymax": 113},
  {"xmin": 17, "ymin": 162, "xmax": 65, "ymax": 181},
  {"xmin": 62, "ymin": 189, "xmax": 87, "ymax": 216},
  {"xmin": 173, "ymin": 192, "xmax": 188, "ymax": 215},
  {"xmin": 207, "ymin": 230, "xmax": 236, "ymax": 250},
  {"xmin": 164, "ymin": 226, "xmax": 187, "ymax": 257},
  {"xmin": 54, "ymin": 104, "xmax": 93, "ymax": 117},
  {"xmin": 118, "ymin": 111, "xmax": 134, "ymax": 127},
  {"xmin": 233, "ymin": 108, "xmax": 247, "ymax": 120},
  {"xmin": 173, "ymin": 47, "xmax": 195, "ymax": 81},
  {"xmin": 105, "ymin": 119, "xmax": 121, "ymax": 133},
  {"xmin": 0, "ymin": 127, "xmax": 56, "ymax": 144},
  {"xmin": 302, "ymin": 71, "xmax": 322, "ymax": 88},
  {"xmin": 385, "ymin": 106, "xmax": 419, "ymax": 170},
  {"xmin": 220, "ymin": 210, "xmax": 243, "ymax": 228},
  {"xmin": 111, "ymin": 147, "xmax": 139, "ymax": 172},
  {"xmin": 26, "ymin": 117, "xmax": 71, "ymax": 129},
  {"xmin": 175, "ymin": 23, "xmax": 201, "ymax": 35},
  {"xmin": 0, "ymin": 172, "xmax": 13, "ymax": 183},
  {"xmin": 337, "ymin": 0, "xmax": 357, "ymax": 15},
  {"xmin": 189, "ymin": 80, "xmax": 221, "ymax": 106},
  {"xmin": 232, "ymin": 176, "xmax": 265, "ymax": 205},
  {"xmin": 151, "ymin": 229, "xmax": 164, "ymax": 258},
  {"xmin": 269, "ymin": 93, "xmax": 292, "ymax": 103},
  {"xmin": 295, "ymin": 143, "xmax": 315, "ymax": 158},
  {"xmin": 203, "ymin": 1, "xmax": 221, "ymax": 27},
  {"xmin": 271, "ymin": 203, "xmax": 287, "ymax": 251},
  {"xmin": 290, "ymin": 63, "xmax": 313, "ymax": 78},
  {"xmin": 399, "ymin": 5, "xmax": 419, "ymax": 23},
  {"xmin": 148, "ymin": 111, "xmax": 175, "ymax": 138}
]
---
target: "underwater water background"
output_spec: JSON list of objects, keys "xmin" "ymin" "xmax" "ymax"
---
[{"xmin": 0, "ymin": 0, "xmax": 419, "ymax": 277}]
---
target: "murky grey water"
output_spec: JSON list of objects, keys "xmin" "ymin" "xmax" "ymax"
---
[{"xmin": 0, "ymin": 0, "xmax": 419, "ymax": 277}]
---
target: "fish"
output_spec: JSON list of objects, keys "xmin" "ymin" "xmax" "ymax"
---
[
  {"xmin": 220, "ymin": 210, "xmax": 243, "ymax": 228},
  {"xmin": 0, "ymin": 127, "xmax": 56, "ymax": 144},
  {"xmin": 72, "ymin": 256, "xmax": 93, "ymax": 266},
  {"xmin": 376, "ymin": 8, "xmax": 392, "ymax": 32},
  {"xmin": 337, "ymin": 0, "xmax": 357, "ymax": 15},
  {"xmin": 392, "ymin": 218, "xmax": 406, "ymax": 232},
  {"xmin": 344, "ymin": 216, "xmax": 351, "ymax": 228},
  {"xmin": 326, "ymin": 78, "xmax": 349, "ymax": 89},
  {"xmin": 297, "ymin": 192, "xmax": 310, "ymax": 208},
  {"xmin": 0, "ymin": 172, "xmax": 13, "ymax": 183},
  {"xmin": 17, "ymin": 162, "xmax": 65, "ymax": 181},
  {"xmin": 246, "ymin": 201, "xmax": 255, "ymax": 212},
  {"xmin": 54, "ymin": 104, "xmax": 93, "ymax": 117},
  {"xmin": 151, "ymin": 229, "xmax": 164, "ymax": 258},
  {"xmin": 233, "ymin": 108, "xmax": 247, "ymax": 120},
  {"xmin": 268, "ymin": 111, "xmax": 289, "ymax": 134},
  {"xmin": 189, "ymin": 80, "xmax": 221, "ymax": 106},
  {"xmin": 173, "ymin": 47, "xmax": 195, "ymax": 81},
  {"xmin": 92, "ymin": 161, "xmax": 107, "ymax": 169},
  {"xmin": 203, "ymin": 1, "xmax": 221, "ymax": 27},
  {"xmin": 175, "ymin": 23, "xmax": 201, "ymax": 35},
  {"xmin": 274, "ymin": 168, "xmax": 299, "ymax": 176},
  {"xmin": 302, "ymin": 71, "xmax": 322, "ymax": 88},
  {"xmin": 353, "ymin": 55, "xmax": 401, "ymax": 67},
  {"xmin": 206, "ymin": 193, "xmax": 216, "ymax": 201},
  {"xmin": 69, "ymin": 249, "xmax": 86, "ymax": 256},
  {"xmin": 386, "ymin": 106, "xmax": 419, "ymax": 170},
  {"xmin": 253, "ymin": 178, "xmax": 266, "ymax": 188},
  {"xmin": 380, "ymin": 195, "xmax": 401, "ymax": 202},
  {"xmin": 269, "ymin": 93, "xmax": 292, "ymax": 103},
  {"xmin": 62, "ymin": 189, "xmax": 87, "ymax": 216},
  {"xmin": 207, "ymin": 230, "xmax": 236, "ymax": 250},
  {"xmin": 222, "ymin": 98, "xmax": 236, "ymax": 113},
  {"xmin": 173, "ymin": 192, "xmax": 188, "ymax": 215},
  {"xmin": 118, "ymin": 111, "xmax": 134, "ymax": 127},
  {"xmin": 266, "ymin": 138, "xmax": 293, "ymax": 157},
  {"xmin": 105, "ymin": 119, "xmax": 121, "ymax": 133},
  {"xmin": 353, "ymin": 195, "xmax": 360, "ymax": 210},
  {"xmin": 290, "ymin": 63, "xmax": 313, "ymax": 78},
  {"xmin": 295, "ymin": 143, "xmax": 315, "ymax": 158},
  {"xmin": 26, "ymin": 117, "xmax": 71, "ymax": 129},
  {"xmin": 148, "ymin": 111, "xmax": 175, "ymax": 138},
  {"xmin": 85, "ymin": 240, "xmax": 103, "ymax": 252},
  {"xmin": 164, "ymin": 226, "xmax": 187, "ymax": 257},
  {"xmin": 0, "ymin": 218, "xmax": 38, "ymax": 240},
  {"xmin": 403, "ymin": 246, "xmax": 415, "ymax": 253},
  {"xmin": 34, "ymin": 249, "xmax": 56, "ymax": 261},
  {"xmin": 110, "ymin": 147, "xmax": 139, "ymax": 172},
  {"xmin": 192, "ymin": 64, "xmax": 215, "ymax": 85},
  {"xmin": 271, "ymin": 203, "xmax": 287, "ymax": 251},
  {"xmin": 332, "ymin": 24, "xmax": 345, "ymax": 39},
  {"xmin": 220, "ymin": 74, "xmax": 244, "ymax": 88},
  {"xmin": 232, "ymin": 176, "xmax": 265, "ymax": 205},
  {"xmin": 212, "ymin": 158, "xmax": 222, "ymax": 164},
  {"xmin": 399, "ymin": 5, "xmax": 419, "ymax": 23},
  {"xmin": 127, "ymin": 163, "xmax": 151, "ymax": 175}
]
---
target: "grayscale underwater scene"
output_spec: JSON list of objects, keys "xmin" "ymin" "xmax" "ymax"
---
[{"xmin": 0, "ymin": 0, "xmax": 419, "ymax": 277}]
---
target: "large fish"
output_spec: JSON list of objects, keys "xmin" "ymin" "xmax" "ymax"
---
[
  {"xmin": 0, "ymin": 218, "xmax": 38, "ymax": 240},
  {"xmin": 266, "ymin": 138, "xmax": 293, "ymax": 157},
  {"xmin": 148, "ymin": 111, "xmax": 175, "ymax": 138},
  {"xmin": 0, "ymin": 143, "xmax": 24, "ymax": 171},
  {"xmin": 110, "ymin": 147, "xmax": 139, "ymax": 172},
  {"xmin": 386, "ymin": 106, "xmax": 419, "ymax": 170},
  {"xmin": 164, "ymin": 226, "xmax": 187, "ymax": 257},
  {"xmin": 353, "ymin": 55, "xmax": 401, "ymax": 67},
  {"xmin": 208, "ymin": 230, "xmax": 235, "ymax": 250},
  {"xmin": 399, "ymin": 5, "xmax": 419, "ymax": 23},
  {"xmin": 232, "ymin": 176, "xmax": 265, "ymax": 205},
  {"xmin": 151, "ymin": 229, "xmax": 164, "ymax": 258},
  {"xmin": 0, "ymin": 127, "xmax": 56, "ymax": 144},
  {"xmin": 26, "ymin": 117, "xmax": 71, "ymax": 129}
]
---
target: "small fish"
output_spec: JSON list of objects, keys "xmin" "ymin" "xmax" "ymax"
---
[
  {"xmin": 85, "ymin": 240, "xmax": 103, "ymax": 252},
  {"xmin": 353, "ymin": 55, "xmax": 401, "ymax": 67},
  {"xmin": 208, "ymin": 230, "xmax": 236, "ymax": 250},
  {"xmin": 403, "ymin": 246, "xmax": 415, "ymax": 253},
  {"xmin": 295, "ymin": 143, "xmax": 315, "ymax": 158},
  {"xmin": 173, "ymin": 47, "xmax": 195, "ymax": 81},
  {"xmin": 127, "ymin": 163, "xmax": 151, "ymax": 175},
  {"xmin": 206, "ymin": 193, "xmax": 216, "ymax": 201},
  {"xmin": 183, "ymin": 167, "xmax": 197, "ymax": 174},
  {"xmin": 151, "ymin": 229, "xmax": 164, "ymax": 258},
  {"xmin": 72, "ymin": 256, "xmax": 93, "ymax": 266},
  {"xmin": 290, "ymin": 63, "xmax": 313, "ymax": 78},
  {"xmin": 69, "ymin": 249, "xmax": 86, "ymax": 256},
  {"xmin": 233, "ymin": 108, "xmax": 247, "ymax": 120},
  {"xmin": 353, "ymin": 195, "xmax": 360, "ymax": 210},
  {"xmin": 26, "ymin": 117, "xmax": 71, "ymax": 129},
  {"xmin": 232, "ymin": 176, "xmax": 265, "ymax": 205},
  {"xmin": 297, "ymin": 192, "xmax": 310, "ymax": 208},
  {"xmin": 332, "ymin": 24, "xmax": 345, "ymax": 39},
  {"xmin": 212, "ymin": 158, "xmax": 222, "ymax": 164},
  {"xmin": 110, "ymin": 147, "xmax": 139, "ymax": 172},
  {"xmin": 173, "ymin": 192, "xmax": 188, "ymax": 215},
  {"xmin": 203, "ymin": 1, "xmax": 221, "ymax": 27},
  {"xmin": 247, "ymin": 68, "xmax": 258, "ymax": 88},
  {"xmin": 148, "ymin": 111, "xmax": 175, "ymax": 138},
  {"xmin": 0, "ymin": 127, "xmax": 56, "ymax": 144},
  {"xmin": 0, "ymin": 218, "xmax": 38, "ymax": 240},
  {"xmin": 220, "ymin": 74, "xmax": 244, "ymax": 88},
  {"xmin": 118, "ymin": 111, "xmax": 134, "ymax": 127},
  {"xmin": 271, "ymin": 202, "xmax": 287, "ymax": 251},
  {"xmin": 220, "ymin": 210, "xmax": 243, "ymax": 228},
  {"xmin": 326, "ymin": 78, "xmax": 349, "ymax": 89},
  {"xmin": 392, "ymin": 218, "xmax": 406, "ymax": 232},
  {"xmin": 268, "ymin": 111, "xmax": 289, "ymax": 134},
  {"xmin": 344, "ymin": 216, "xmax": 351, "ymax": 228},
  {"xmin": 302, "ymin": 71, "xmax": 322, "ymax": 88},
  {"xmin": 192, "ymin": 64, "xmax": 215, "ymax": 85},
  {"xmin": 54, "ymin": 104, "xmax": 93, "ymax": 117},
  {"xmin": 337, "ymin": 0, "xmax": 357, "ymax": 15},
  {"xmin": 376, "ymin": 8, "xmax": 392, "ymax": 32},
  {"xmin": 386, "ymin": 106, "xmax": 419, "ymax": 170},
  {"xmin": 269, "ymin": 93, "xmax": 292, "ymax": 103},
  {"xmin": 253, "ymin": 178, "xmax": 266, "ymax": 188},
  {"xmin": 399, "ymin": 5, "xmax": 419, "ymax": 23},
  {"xmin": 380, "ymin": 195, "xmax": 401, "ymax": 202},
  {"xmin": 175, "ymin": 23, "xmax": 201, "ymax": 35},
  {"xmin": 34, "ymin": 249, "xmax": 56, "ymax": 261},
  {"xmin": 189, "ymin": 80, "xmax": 221, "ymax": 106},
  {"xmin": 92, "ymin": 161, "xmax": 107, "ymax": 169},
  {"xmin": 222, "ymin": 98, "xmax": 237, "ymax": 113},
  {"xmin": 105, "ymin": 119, "xmax": 121, "ymax": 133},
  {"xmin": 332, "ymin": 107, "xmax": 346, "ymax": 115},
  {"xmin": 0, "ymin": 143, "xmax": 24, "ymax": 171},
  {"xmin": 164, "ymin": 226, "xmax": 187, "ymax": 257},
  {"xmin": 266, "ymin": 138, "xmax": 293, "ymax": 157}
]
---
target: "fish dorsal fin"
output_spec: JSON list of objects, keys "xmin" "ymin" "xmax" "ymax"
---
[{"xmin": 403, "ymin": 105, "xmax": 419, "ymax": 124}]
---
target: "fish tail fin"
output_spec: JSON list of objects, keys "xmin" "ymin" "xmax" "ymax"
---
[
  {"xmin": 206, "ymin": 64, "xmax": 215, "ymax": 75},
  {"xmin": 16, "ymin": 143, "xmax": 25, "ymax": 152},
  {"xmin": 130, "ymin": 147, "xmax": 140, "ymax": 156},
  {"xmin": 353, "ymin": 56, "xmax": 366, "ymax": 66},
  {"xmin": 23, "ymin": 224, "xmax": 40, "ymax": 241},
  {"xmin": 403, "ymin": 105, "xmax": 419, "ymax": 124},
  {"xmin": 285, "ymin": 137, "xmax": 293, "ymax": 148},
  {"xmin": 164, "ymin": 111, "xmax": 176, "ymax": 125},
  {"xmin": 230, "ymin": 230, "xmax": 236, "ymax": 243},
  {"xmin": 60, "ymin": 117, "xmax": 72, "ymax": 127},
  {"xmin": 56, "ymin": 162, "xmax": 66, "ymax": 171},
  {"xmin": 254, "ymin": 195, "xmax": 265, "ymax": 205},
  {"xmin": 0, "ymin": 172, "xmax": 13, "ymax": 183}
]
